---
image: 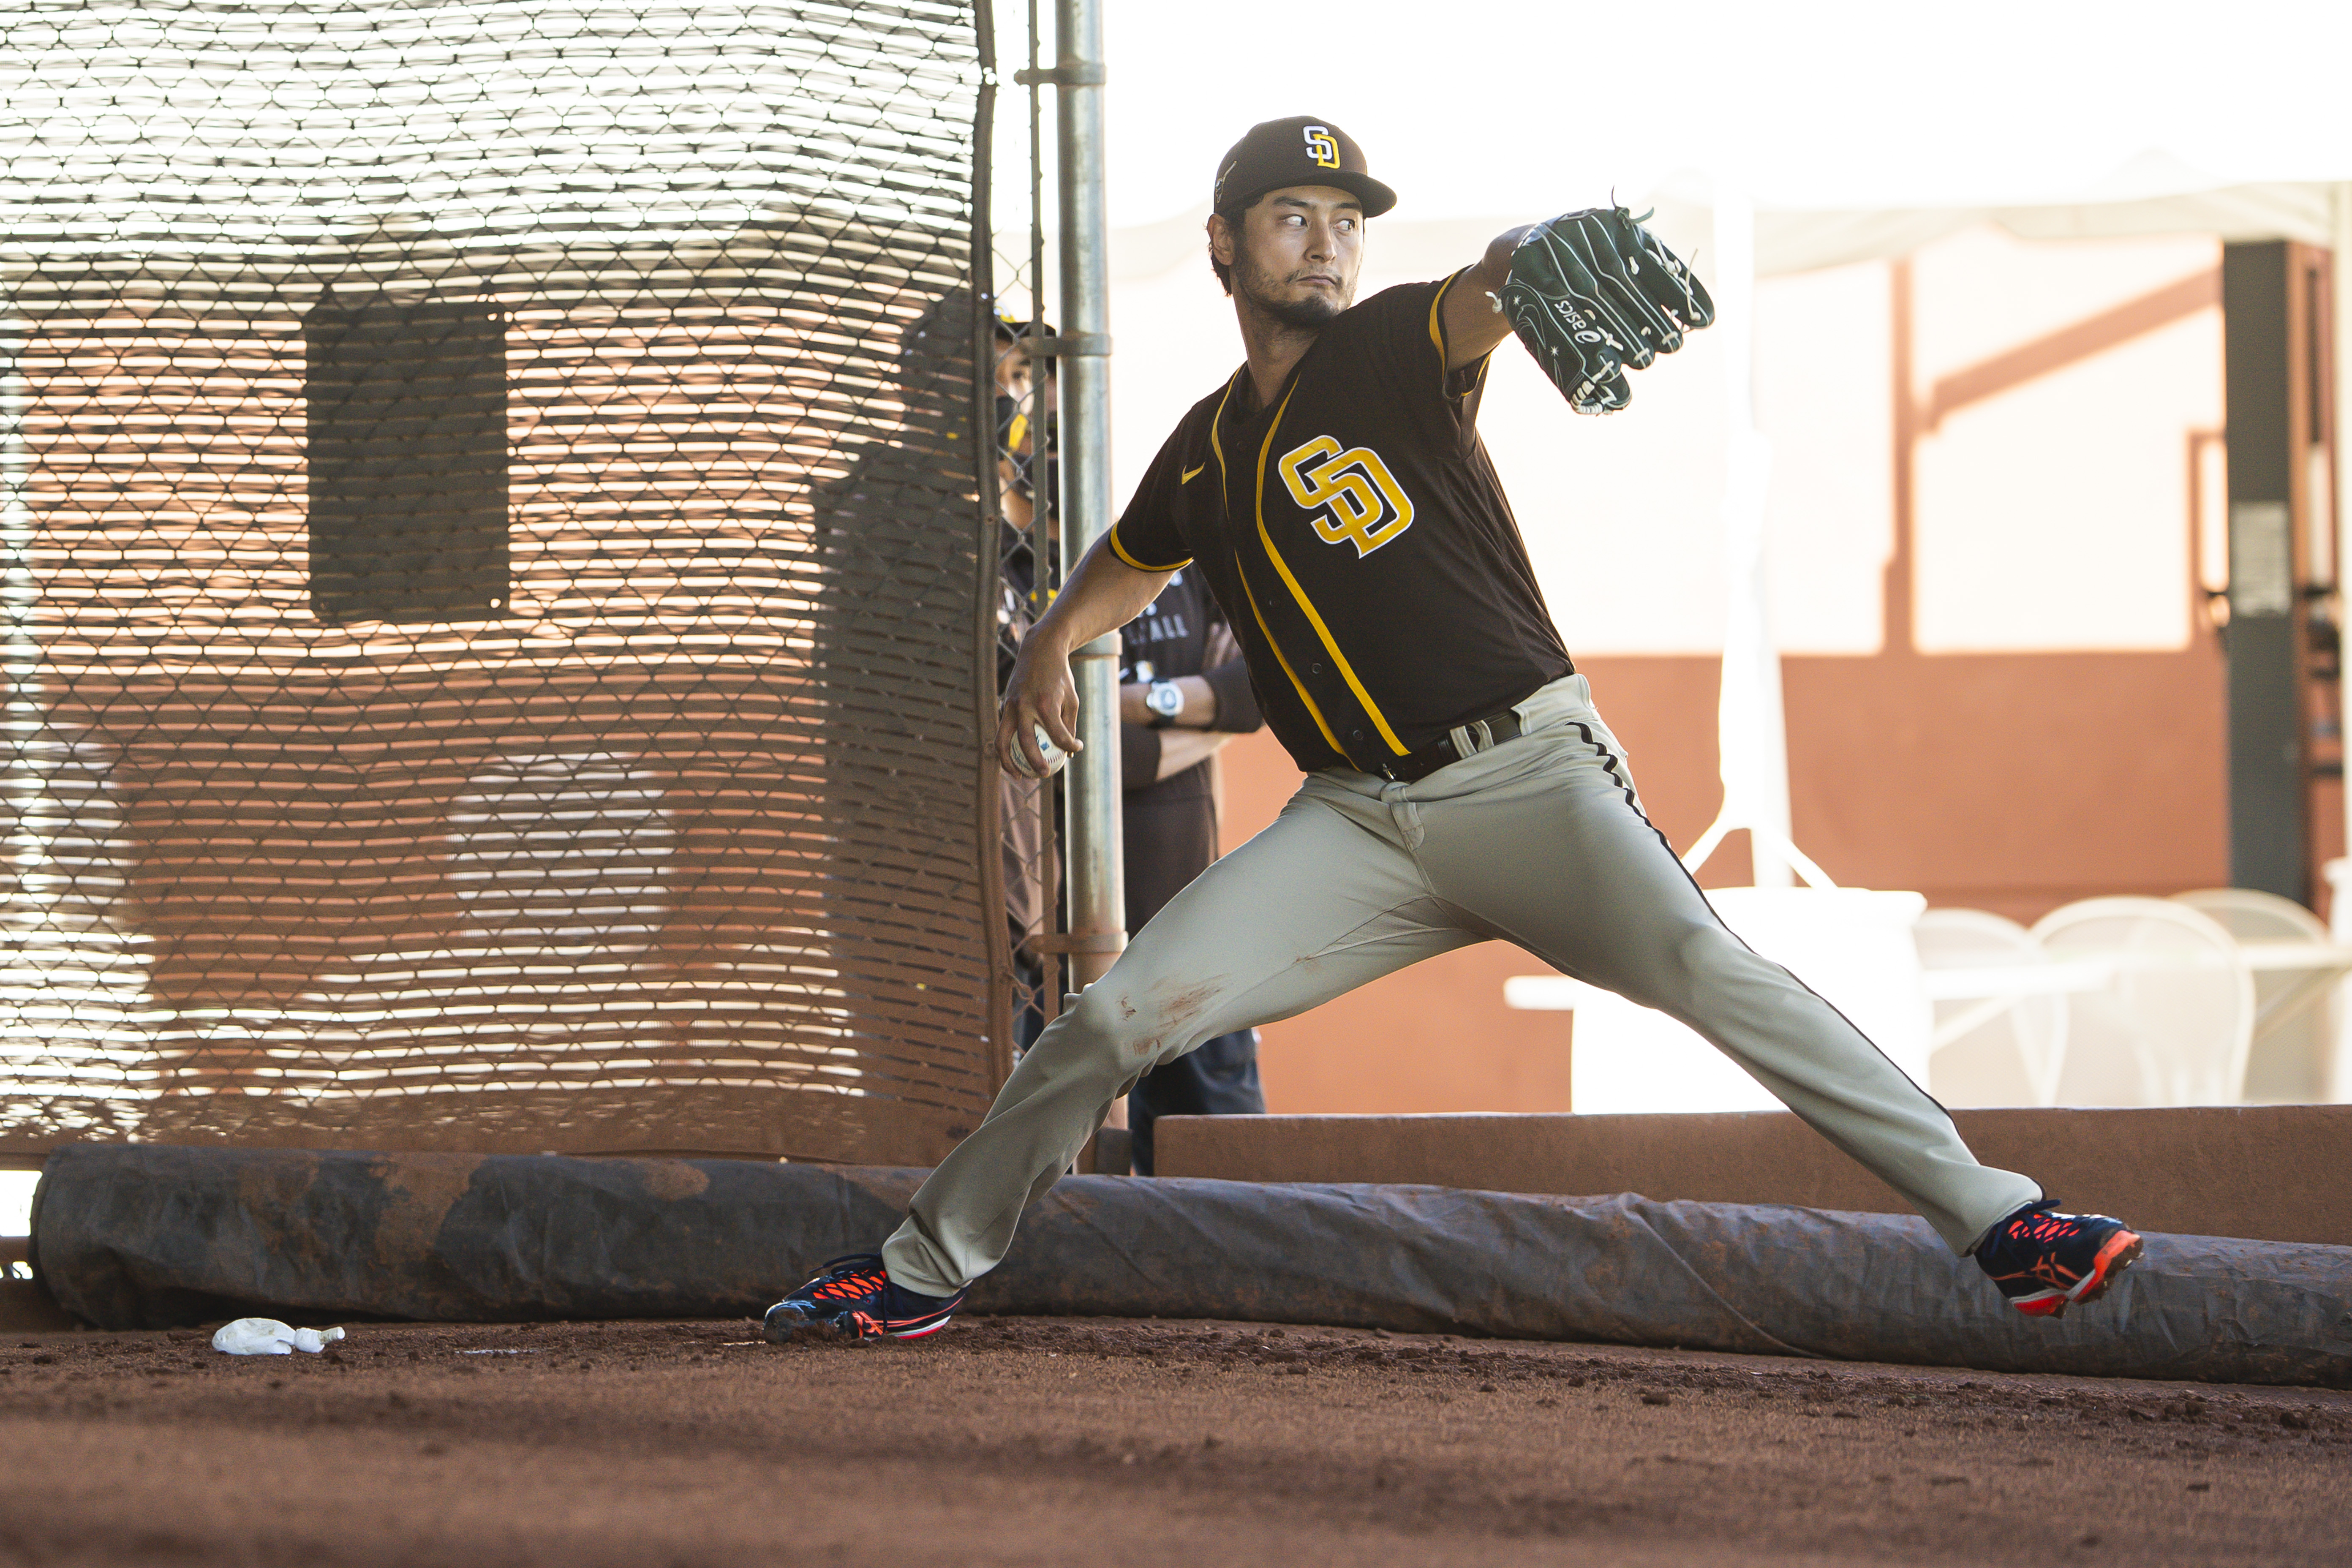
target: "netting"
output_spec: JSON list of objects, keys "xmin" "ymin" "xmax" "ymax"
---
[{"xmin": 0, "ymin": 0, "xmax": 1009, "ymax": 1165}]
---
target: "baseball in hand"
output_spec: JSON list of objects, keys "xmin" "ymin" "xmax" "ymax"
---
[{"xmin": 1011, "ymin": 724, "xmax": 1068, "ymax": 779}]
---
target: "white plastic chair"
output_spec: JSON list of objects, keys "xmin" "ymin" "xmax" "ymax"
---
[
  {"xmin": 1914, "ymin": 908, "xmax": 2068, "ymax": 1108},
  {"xmin": 2171, "ymin": 887, "xmax": 2335, "ymax": 1102},
  {"xmin": 2326, "ymin": 857, "xmax": 2352, "ymax": 1101},
  {"xmin": 2173, "ymin": 886, "xmax": 2327, "ymax": 938},
  {"xmin": 2030, "ymin": 897, "xmax": 2254, "ymax": 1106}
]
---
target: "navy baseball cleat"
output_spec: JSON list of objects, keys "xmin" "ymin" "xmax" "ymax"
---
[
  {"xmin": 761, "ymin": 1253, "xmax": 966, "ymax": 1345},
  {"xmin": 1974, "ymin": 1200, "xmax": 2143, "ymax": 1318}
]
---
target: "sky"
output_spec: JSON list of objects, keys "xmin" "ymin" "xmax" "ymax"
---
[
  {"xmin": 19, "ymin": 2, "xmax": 2349, "ymax": 249},
  {"xmin": 1089, "ymin": 0, "xmax": 2352, "ymax": 226}
]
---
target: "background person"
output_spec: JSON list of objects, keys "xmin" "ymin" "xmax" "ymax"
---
[
  {"xmin": 993, "ymin": 311, "xmax": 1057, "ymax": 1045},
  {"xmin": 997, "ymin": 308, "xmax": 1269, "ymax": 1171}
]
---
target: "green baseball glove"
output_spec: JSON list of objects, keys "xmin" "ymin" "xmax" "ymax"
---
[{"xmin": 1500, "ymin": 207, "xmax": 1715, "ymax": 414}]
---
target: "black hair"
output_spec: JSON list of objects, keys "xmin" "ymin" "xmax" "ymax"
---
[{"xmin": 1209, "ymin": 197, "xmax": 1257, "ymax": 296}]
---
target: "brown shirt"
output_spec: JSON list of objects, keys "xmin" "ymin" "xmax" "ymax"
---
[{"xmin": 1108, "ymin": 272, "xmax": 1572, "ymax": 775}]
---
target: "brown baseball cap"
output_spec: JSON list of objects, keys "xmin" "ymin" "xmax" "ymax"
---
[{"xmin": 1211, "ymin": 116, "xmax": 1396, "ymax": 220}]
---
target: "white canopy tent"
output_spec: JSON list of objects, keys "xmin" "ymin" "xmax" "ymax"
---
[
  {"xmin": 1091, "ymin": 1, "xmax": 2352, "ymax": 1110},
  {"xmin": 1108, "ymin": 171, "xmax": 2352, "ymax": 891},
  {"xmin": 1694, "ymin": 174, "xmax": 2352, "ymax": 888},
  {"xmin": 1541, "ymin": 173, "xmax": 2352, "ymax": 1113},
  {"xmin": 1096, "ymin": 2, "xmax": 2352, "ymax": 232},
  {"xmin": 1087, "ymin": 0, "xmax": 2352, "ymax": 884},
  {"xmin": 1756, "ymin": 178, "xmax": 2349, "ymax": 277}
]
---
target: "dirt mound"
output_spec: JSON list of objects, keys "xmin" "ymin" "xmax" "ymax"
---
[{"xmin": 0, "ymin": 1315, "xmax": 2345, "ymax": 1565}]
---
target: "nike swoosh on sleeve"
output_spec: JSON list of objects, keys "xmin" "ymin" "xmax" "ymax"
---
[{"xmin": 1180, "ymin": 464, "xmax": 1206, "ymax": 483}]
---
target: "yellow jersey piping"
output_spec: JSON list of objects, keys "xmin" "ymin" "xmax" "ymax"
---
[
  {"xmin": 1212, "ymin": 375, "xmax": 1342, "ymax": 756},
  {"xmin": 1111, "ymin": 382, "xmax": 1241, "ymax": 575},
  {"xmin": 1207, "ymin": 369, "xmax": 1240, "ymax": 493},
  {"xmin": 1427, "ymin": 269, "xmax": 1456, "ymax": 378},
  {"xmin": 1429, "ymin": 265, "xmax": 1491, "ymax": 396},
  {"xmin": 1252, "ymin": 384, "xmax": 1410, "ymax": 756},
  {"xmin": 1106, "ymin": 524, "xmax": 1190, "ymax": 573}
]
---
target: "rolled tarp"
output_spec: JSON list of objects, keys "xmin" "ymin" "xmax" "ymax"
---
[{"xmin": 30, "ymin": 1143, "xmax": 2352, "ymax": 1386}]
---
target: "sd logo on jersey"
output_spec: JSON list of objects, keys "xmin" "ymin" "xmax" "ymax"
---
[{"xmin": 1277, "ymin": 436, "xmax": 1414, "ymax": 558}]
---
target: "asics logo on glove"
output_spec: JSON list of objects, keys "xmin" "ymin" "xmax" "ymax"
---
[
  {"xmin": 1278, "ymin": 435, "xmax": 1414, "ymax": 558},
  {"xmin": 1501, "ymin": 206, "xmax": 1715, "ymax": 414}
]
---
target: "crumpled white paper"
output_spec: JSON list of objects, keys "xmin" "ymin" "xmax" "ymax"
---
[{"xmin": 211, "ymin": 1317, "xmax": 347, "ymax": 1356}]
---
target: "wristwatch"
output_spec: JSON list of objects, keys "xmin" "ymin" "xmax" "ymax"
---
[{"xmin": 1144, "ymin": 680, "xmax": 1185, "ymax": 729}]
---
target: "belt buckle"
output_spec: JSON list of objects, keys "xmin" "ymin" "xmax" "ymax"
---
[{"xmin": 1447, "ymin": 718, "xmax": 1494, "ymax": 760}]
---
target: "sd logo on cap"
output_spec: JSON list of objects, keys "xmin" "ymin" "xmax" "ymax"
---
[{"xmin": 1211, "ymin": 116, "xmax": 1396, "ymax": 218}]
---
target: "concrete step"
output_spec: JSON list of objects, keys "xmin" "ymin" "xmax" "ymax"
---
[{"xmin": 1155, "ymin": 1104, "xmax": 2352, "ymax": 1247}]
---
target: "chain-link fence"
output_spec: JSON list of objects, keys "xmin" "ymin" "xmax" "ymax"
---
[
  {"xmin": 0, "ymin": 0, "xmax": 1011, "ymax": 1165},
  {"xmin": 984, "ymin": 8, "xmax": 1067, "ymax": 1057}
]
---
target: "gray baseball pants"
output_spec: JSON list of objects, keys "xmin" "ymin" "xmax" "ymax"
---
[{"xmin": 883, "ymin": 673, "xmax": 2040, "ymax": 1296}]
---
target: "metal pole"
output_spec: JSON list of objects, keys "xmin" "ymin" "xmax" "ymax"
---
[
  {"xmin": 2329, "ymin": 185, "xmax": 2352, "ymax": 1099},
  {"xmin": 2335, "ymin": 186, "xmax": 2352, "ymax": 933},
  {"xmin": 965, "ymin": 0, "xmax": 1016, "ymax": 1094},
  {"xmin": 1050, "ymin": 0, "xmax": 1122, "ymax": 998}
]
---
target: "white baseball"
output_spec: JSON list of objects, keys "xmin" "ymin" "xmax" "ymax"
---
[{"xmin": 1012, "ymin": 724, "xmax": 1068, "ymax": 779}]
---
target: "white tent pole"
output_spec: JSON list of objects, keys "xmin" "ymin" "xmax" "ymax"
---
[{"xmin": 1682, "ymin": 185, "xmax": 1832, "ymax": 890}]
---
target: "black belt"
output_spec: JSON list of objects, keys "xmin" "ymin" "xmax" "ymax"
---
[{"xmin": 1372, "ymin": 705, "xmax": 1525, "ymax": 784}]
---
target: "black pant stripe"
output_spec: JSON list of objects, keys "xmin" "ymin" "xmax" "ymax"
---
[{"xmin": 1565, "ymin": 713, "xmax": 1970, "ymax": 1141}]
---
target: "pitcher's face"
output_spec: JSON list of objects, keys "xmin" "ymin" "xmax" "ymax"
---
[{"xmin": 1217, "ymin": 185, "xmax": 1364, "ymax": 329}]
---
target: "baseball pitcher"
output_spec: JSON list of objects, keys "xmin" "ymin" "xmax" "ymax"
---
[{"xmin": 765, "ymin": 116, "xmax": 2143, "ymax": 1343}]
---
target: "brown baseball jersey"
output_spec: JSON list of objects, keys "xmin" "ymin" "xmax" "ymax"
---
[{"xmin": 1108, "ymin": 271, "xmax": 1573, "ymax": 775}]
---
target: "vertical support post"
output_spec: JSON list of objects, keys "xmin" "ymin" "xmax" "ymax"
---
[
  {"xmin": 2222, "ymin": 241, "xmax": 2309, "ymax": 904},
  {"xmin": 2309, "ymin": 196, "xmax": 2352, "ymax": 1108},
  {"xmin": 1678, "ymin": 186, "xmax": 1830, "ymax": 891},
  {"xmin": 965, "ymin": 1, "xmax": 1015, "ymax": 1094},
  {"xmin": 1886, "ymin": 256, "xmax": 1917, "ymax": 656},
  {"xmin": 1051, "ymin": 0, "xmax": 1123, "ymax": 997},
  {"xmin": 2334, "ymin": 188, "xmax": 2352, "ymax": 947},
  {"xmin": 1712, "ymin": 187, "xmax": 1793, "ymax": 889}
]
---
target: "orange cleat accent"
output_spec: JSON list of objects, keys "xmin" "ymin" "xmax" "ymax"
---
[
  {"xmin": 1976, "ymin": 1202, "xmax": 2143, "ymax": 1319},
  {"xmin": 762, "ymin": 1253, "xmax": 968, "ymax": 1345}
]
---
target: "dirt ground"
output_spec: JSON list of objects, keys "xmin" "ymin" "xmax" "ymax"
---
[{"xmin": 0, "ymin": 1315, "xmax": 2344, "ymax": 1567}]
